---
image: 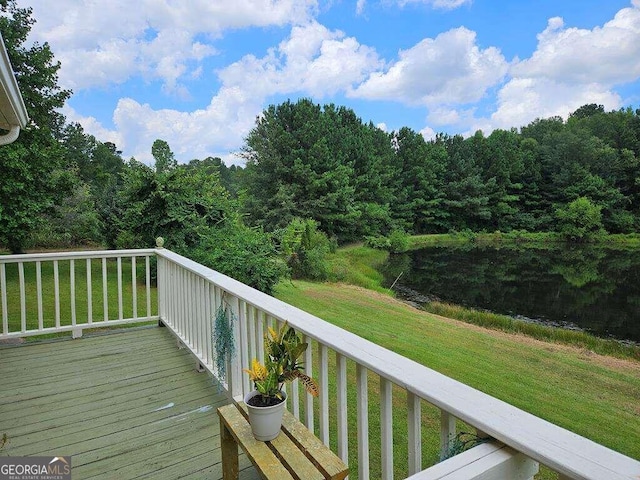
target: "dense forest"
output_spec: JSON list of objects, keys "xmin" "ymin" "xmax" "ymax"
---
[
  {"xmin": 241, "ymin": 100, "xmax": 640, "ymax": 240},
  {"xmin": 1, "ymin": 1, "xmax": 639, "ymax": 293}
]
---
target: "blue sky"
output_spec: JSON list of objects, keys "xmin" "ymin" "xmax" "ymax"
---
[{"xmin": 19, "ymin": 0, "xmax": 640, "ymax": 165}]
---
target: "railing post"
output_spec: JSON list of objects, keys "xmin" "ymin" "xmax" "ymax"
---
[
  {"xmin": 36, "ymin": 261, "xmax": 44, "ymax": 330},
  {"xmin": 303, "ymin": 333, "xmax": 315, "ymax": 433},
  {"xmin": 238, "ymin": 299, "xmax": 250, "ymax": 396},
  {"xmin": 156, "ymin": 238, "xmax": 165, "ymax": 327},
  {"xmin": 319, "ymin": 343, "xmax": 329, "ymax": 446},
  {"xmin": 1, "ymin": 264, "xmax": 7, "ymax": 335}
]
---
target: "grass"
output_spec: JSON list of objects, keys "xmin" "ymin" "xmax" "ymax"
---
[
  {"xmin": 275, "ymin": 280, "xmax": 640, "ymax": 479},
  {"xmin": 0, "ymin": 258, "xmax": 157, "ymax": 339},
  {"xmin": 423, "ymin": 302, "xmax": 640, "ymax": 361},
  {"xmin": 408, "ymin": 231, "xmax": 640, "ymax": 250},
  {"xmin": 325, "ymin": 244, "xmax": 390, "ymax": 293}
]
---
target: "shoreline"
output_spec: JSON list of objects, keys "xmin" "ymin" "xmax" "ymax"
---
[
  {"xmin": 327, "ymin": 243, "xmax": 640, "ymax": 361},
  {"xmin": 392, "ymin": 283, "xmax": 640, "ymax": 351}
]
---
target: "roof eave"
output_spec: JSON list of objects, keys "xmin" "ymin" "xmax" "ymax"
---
[{"xmin": 0, "ymin": 32, "xmax": 29, "ymax": 137}]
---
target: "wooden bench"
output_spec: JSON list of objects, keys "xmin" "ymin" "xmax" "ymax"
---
[{"xmin": 218, "ymin": 403, "xmax": 348, "ymax": 480}]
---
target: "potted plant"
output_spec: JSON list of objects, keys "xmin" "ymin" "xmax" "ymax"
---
[{"xmin": 243, "ymin": 322, "xmax": 319, "ymax": 441}]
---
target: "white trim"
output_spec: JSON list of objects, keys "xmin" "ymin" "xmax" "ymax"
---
[{"xmin": 0, "ymin": 33, "xmax": 28, "ymax": 139}]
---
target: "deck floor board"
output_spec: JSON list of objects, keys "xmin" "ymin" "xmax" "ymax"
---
[{"xmin": 0, "ymin": 327, "xmax": 260, "ymax": 480}]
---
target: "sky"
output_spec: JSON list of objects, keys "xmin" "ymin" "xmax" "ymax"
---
[{"xmin": 17, "ymin": 0, "xmax": 640, "ymax": 165}]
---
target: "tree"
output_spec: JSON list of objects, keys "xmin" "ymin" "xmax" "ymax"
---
[
  {"xmin": 440, "ymin": 133, "xmax": 493, "ymax": 231},
  {"xmin": 242, "ymin": 99, "xmax": 366, "ymax": 242},
  {"xmin": 482, "ymin": 129, "xmax": 525, "ymax": 231},
  {"xmin": 151, "ymin": 139, "xmax": 177, "ymax": 173},
  {"xmin": 556, "ymin": 197, "xmax": 605, "ymax": 241},
  {"xmin": 390, "ymin": 127, "xmax": 446, "ymax": 233},
  {"xmin": 569, "ymin": 103, "xmax": 605, "ymax": 120},
  {"xmin": 277, "ymin": 218, "xmax": 331, "ymax": 280},
  {"xmin": 186, "ymin": 156, "xmax": 243, "ymax": 197},
  {"xmin": 115, "ymin": 158, "xmax": 234, "ymax": 251},
  {"xmin": 31, "ymin": 182, "xmax": 103, "ymax": 248},
  {"xmin": 0, "ymin": 1, "xmax": 72, "ymax": 252},
  {"xmin": 116, "ymin": 141, "xmax": 283, "ymax": 293},
  {"xmin": 190, "ymin": 222, "xmax": 284, "ymax": 294}
]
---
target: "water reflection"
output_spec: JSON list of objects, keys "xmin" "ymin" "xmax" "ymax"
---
[{"xmin": 381, "ymin": 245, "xmax": 640, "ymax": 342}]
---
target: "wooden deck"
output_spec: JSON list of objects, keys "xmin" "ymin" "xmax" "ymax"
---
[{"xmin": 0, "ymin": 326, "xmax": 260, "ymax": 479}]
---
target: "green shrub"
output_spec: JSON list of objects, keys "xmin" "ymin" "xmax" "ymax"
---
[
  {"xmin": 278, "ymin": 218, "xmax": 331, "ymax": 281},
  {"xmin": 364, "ymin": 235, "xmax": 390, "ymax": 249},
  {"xmin": 388, "ymin": 229, "xmax": 409, "ymax": 253},
  {"xmin": 191, "ymin": 223, "xmax": 285, "ymax": 295},
  {"xmin": 556, "ymin": 197, "xmax": 605, "ymax": 241}
]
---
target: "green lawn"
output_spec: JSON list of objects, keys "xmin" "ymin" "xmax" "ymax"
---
[
  {"xmin": 0, "ymin": 258, "xmax": 157, "ymax": 338},
  {"xmin": 275, "ymin": 280, "xmax": 640, "ymax": 479}
]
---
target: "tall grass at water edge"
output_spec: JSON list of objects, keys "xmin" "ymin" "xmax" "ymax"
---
[{"xmin": 423, "ymin": 301, "xmax": 640, "ymax": 361}]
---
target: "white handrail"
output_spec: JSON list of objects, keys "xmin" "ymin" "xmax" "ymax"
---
[
  {"xmin": 155, "ymin": 248, "xmax": 640, "ymax": 480},
  {"xmin": 0, "ymin": 249, "xmax": 157, "ymax": 339},
  {"xmin": 0, "ymin": 249, "xmax": 156, "ymax": 263}
]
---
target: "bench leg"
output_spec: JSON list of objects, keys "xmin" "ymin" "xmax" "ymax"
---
[{"xmin": 221, "ymin": 421, "xmax": 239, "ymax": 480}]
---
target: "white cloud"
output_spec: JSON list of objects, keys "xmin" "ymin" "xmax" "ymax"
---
[
  {"xmin": 483, "ymin": 78, "xmax": 622, "ymax": 131},
  {"xmin": 440, "ymin": 78, "xmax": 623, "ymax": 138},
  {"xmin": 109, "ymin": 85, "xmax": 262, "ymax": 164},
  {"xmin": 219, "ymin": 22, "xmax": 382, "ymax": 98},
  {"xmin": 64, "ymin": 21, "xmax": 382, "ymax": 164},
  {"xmin": 427, "ymin": 106, "xmax": 462, "ymax": 125},
  {"xmin": 19, "ymin": 0, "xmax": 318, "ymax": 92},
  {"xmin": 431, "ymin": 2, "xmax": 640, "ymax": 137},
  {"xmin": 470, "ymin": 1, "xmax": 640, "ymax": 133},
  {"xmin": 62, "ymin": 105, "xmax": 123, "ymax": 148},
  {"xmin": 19, "ymin": 0, "xmax": 640, "ymax": 164},
  {"xmin": 512, "ymin": 4, "xmax": 640, "ymax": 85},
  {"xmin": 419, "ymin": 125, "xmax": 436, "ymax": 141},
  {"xmin": 393, "ymin": 0, "xmax": 471, "ymax": 9},
  {"xmin": 352, "ymin": 27, "xmax": 508, "ymax": 106}
]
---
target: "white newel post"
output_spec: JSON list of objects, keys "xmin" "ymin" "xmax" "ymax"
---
[{"xmin": 155, "ymin": 238, "xmax": 165, "ymax": 326}]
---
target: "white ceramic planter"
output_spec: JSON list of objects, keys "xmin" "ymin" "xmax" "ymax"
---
[{"xmin": 244, "ymin": 390, "xmax": 287, "ymax": 441}]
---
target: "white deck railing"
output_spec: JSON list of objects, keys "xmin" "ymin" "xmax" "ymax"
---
[
  {"xmin": 155, "ymin": 248, "xmax": 640, "ymax": 480},
  {"xmin": 0, "ymin": 249, "xmax": 157, "ymax": 338},
  {"xmin": 1, "ymin": 247, "xmax": 639, "ymax": 480}
]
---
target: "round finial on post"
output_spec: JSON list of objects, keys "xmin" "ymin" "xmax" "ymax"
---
[{"xmin": 156, "ymin": 237, "xmax": 165, "ymax": 248}]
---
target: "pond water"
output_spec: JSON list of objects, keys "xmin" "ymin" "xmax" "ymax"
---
[{"xmin": 380, "ymin": 245, "xmax": 640, "ymax": 343}]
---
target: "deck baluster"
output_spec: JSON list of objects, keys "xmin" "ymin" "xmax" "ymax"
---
[
  {"xmin": 85, "ymin": 259, "xmax": 92, "ymax": 325},
  {"xmin": 357, "ymin": 363, "xmax": 370, "ymax": 480},
  {"xmin": 319, "ymin": 343, "xmax": 329, "ymax": 446},
  {"xmin": 407, "ymin": 391, "xmax": 422, "ymax": 475},
  {"xmin": 36, "ymin": 261, "xmax": 44, "ymax": 330}
]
